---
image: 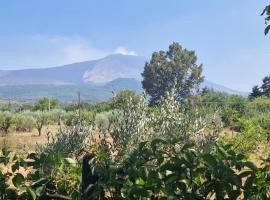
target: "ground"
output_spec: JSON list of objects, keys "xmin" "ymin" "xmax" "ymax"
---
[{"xmin": 0, "ymin": 125, "xmax": 59, "ymax": 154}]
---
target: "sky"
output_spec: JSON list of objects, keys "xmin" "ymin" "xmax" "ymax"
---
[{"xmin": 0, "ymin": 0, "xmax": 269, "ymax": 92}]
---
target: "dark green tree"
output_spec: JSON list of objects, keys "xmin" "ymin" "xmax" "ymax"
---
[
  {"xmin": 249, "ymin": 85, "xmax": 262, "ymax": 99},
  {"xmin": 34, "ymin": 97, "xmax": 59, "ymax": 111},
  {"xmin": 262, "ymin": 5, "xmax": 270, "ymax": 35},
  {"xmin": 142, "ymin": 42, "xmax": 204, "ymax": 105},
  {"xmin": 112, "ymin": 90, "xmax": 140, "ymax": 109},
  {"xmin": 261, "ymin": 75, "xmax": 270, "ymax": 97}
]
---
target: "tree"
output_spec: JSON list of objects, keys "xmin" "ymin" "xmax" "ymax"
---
[
  {"xmin": 142, "ymin": 42, "xmax": 204, "ymax": 105},
  {"xmin": 262, "ymin": 5, "xmax": 270, "ymax": 35},
  {"xmin": 249, "ymin": 85, "xmax": 262, "ymax": 99},
  {"xmin": 112, "ymin": 90, "xmax": 140, "ymax": 109},
  {"xmin": 32, "ymin": 111, "xmax": 50, "ymax": 136},
  {"xmin": 34, "ymin": 97, "xmax": 59, "ymax": 111},
  {"xmin": 261, "ymin": 75, "xmax": 270, "ymax": 97},
  {"xmin": 0, "ymin": 112, "xmax": 14, "ymax": 134},
  {"xmin": 250, "ymin": 75, "xmax": 270, "ymax": 99}
]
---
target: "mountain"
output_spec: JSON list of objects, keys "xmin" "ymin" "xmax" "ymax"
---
[
  {"xmin": 201, "ymin": 80, "xmax": 248, "ymax": 96},
  {"xmin": 0, "ymin": 54, "xmax": 247, "ymax": 100},
  {"xmin": 0, "ymin": 54, "xmax": 146, "ymax": 85}
]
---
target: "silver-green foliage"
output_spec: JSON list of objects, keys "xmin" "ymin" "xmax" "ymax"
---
[{"xmin": 95, "ymin": 88, "xmax": 222, "ymax": 159}]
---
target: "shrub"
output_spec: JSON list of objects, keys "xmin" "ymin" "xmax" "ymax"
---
[
  {"xmin": 0, "ymin": 148, "xmax": 81, "ymax": 200},
  {"xmin": 94, "ymin": 88, "xmax": 222, "ymax": 160},
  {"xmin": 224, "ymin": 118, "xmax": 267, "ymax": 154},
  {"xmin": 82, "ymin": 110, "xmax": 96, "ymax": 126},
  {"xmin": 37, "ymin": 122, "xmax": 90, "ymax": 159},
  {"xmin": 85, "ymin": 138, "xmax": 270, "ymax": 199},
  {"xmin": 63, "ymin": 111, "xmax": 79, "ymax": 127},
  {"xmin": 247, "ymin": 96, "xmax": 270, "ymax": 115}
]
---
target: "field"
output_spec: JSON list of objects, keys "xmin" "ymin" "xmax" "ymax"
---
[{"xmin": 0, "ymin": 125, "xmax": 58, "ymax": 154}]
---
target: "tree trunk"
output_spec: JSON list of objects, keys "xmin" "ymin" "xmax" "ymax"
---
[{"xmin": 38, "ymin": 127, "xmax": 42, "ymax": 136}]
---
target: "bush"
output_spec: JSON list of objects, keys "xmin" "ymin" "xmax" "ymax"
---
[
  {"xmin": 63, "ymin": 111, "xmax": 79, "ymax": 126},
  {"xmin": 37, "ymin": 123, "xmax": 90, "ymax": 159},
  {"xmin": 247, "ymin": 96, "xmax": 270, "ymax": 115},
  {"xmin": 0, "ymin": 148, "xmax": 81, "ymax": 200},
  {"xmin": 93, "ymin": 88, "xmax": 222, "ymax": 160},
  {"xmin": 84, "ymin": 138, "xmax": 270, "ymax": 199},
  {"xmin": 224, "ymin": 119, "xmax": 267, "ymax": 154},
  {"xmin": 201, "ymin": 91, "xmax": 248, "ymax": 128},
  {"xmin": 82, "ymin": 110, "xmax": 96, "ymax": 126}
]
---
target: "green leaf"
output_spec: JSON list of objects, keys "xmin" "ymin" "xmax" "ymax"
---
[
  {"xmin": 244, "ymin": 161, "xmax": 257, "ymax": 170},
  {"xmin": 32, "ymin": 178, "xmax": 49, "ymax": 187},
  {"xmin": 238, "ymin": 170, "xmax": 253, "ymax": 178},
  {"xmin": 202, "ymin": 154, "xmax": 217, "ymax": 167},
  {"xmin": 129, "ymin": 185, "xmax": 149, "ymax": 198},
  {"xmin": 12, "ymin": 173, "xmax": 25, "ymax": 187},
  {"xmin": 181, "ymin": 143, "xmax": 194, "ymax": 151},
  {"xmin": 11, "ymin": 161, "xmax": 20, "ymax": 172},
  {"xmin": 27, "ymin": 187, "xmax": 37, "ymax": 200}
]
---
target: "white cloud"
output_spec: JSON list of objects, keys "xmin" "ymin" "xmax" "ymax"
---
[{"xmin": 114, "ymin": 47, "xmax": 137, "ymax": 56}]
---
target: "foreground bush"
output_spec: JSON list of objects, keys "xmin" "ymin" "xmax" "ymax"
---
[
  {"xmin": 1, "ymin": 138, "xmax": 270, "ymax": 200},
  {"xmin": 85, "ymin": 138, "xmax": 270, "ymax": 199},
  {"xmin": 0, "ymin": 148, "xmax": 81, "ymax": 200}
]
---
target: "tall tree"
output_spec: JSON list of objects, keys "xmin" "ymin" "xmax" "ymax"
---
[
  {"xmin": 249, "ymin": 85, "xmax": 262, "ymax": 99},
  {"xmin": 142, "ymin": 42, "xmax": 204, "ymax": 105},
  {"xmin": 249, "ymin": 75, "xmax": 270, "ymax": 99},
  {"xmin": 261, "ymin": 75, "xmax": 270, "ymax": 97}
]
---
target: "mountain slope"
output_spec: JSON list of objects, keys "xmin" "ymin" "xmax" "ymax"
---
[
  {"xmin": 0, "ymin": 54, "xmax": 146, "ymax": 85},
  {"xmin": 0, "ymin": 54, "xmax": 247, "ymax": 100}
]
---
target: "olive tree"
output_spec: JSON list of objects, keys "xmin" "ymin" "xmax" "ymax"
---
[
  {"xmin": 0, "ymin": 111, "xmax": 14, "ymax": 134},
  {"xmin": 32, "ymin": 111, "xmax": 50, "ymax": 136}
]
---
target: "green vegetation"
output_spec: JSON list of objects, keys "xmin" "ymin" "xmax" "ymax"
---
[
  {"xmin": 1, "ymin": 86, "xmax": 270, "ymax": 199},
  {"xmin": 142, "ymin": 42, "xmax": 203, "ymax": 105},
  {"xmin": 1, "ymin": 20, "xmax": 270, "ymax": 198},
  {"xmin": 249, "ymin": 75, "xmax": 270, "ymax": 99}
]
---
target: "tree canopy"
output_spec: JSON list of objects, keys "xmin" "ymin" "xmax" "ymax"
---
[
  {"xmin": 142, "ymin": 42, "xmax": 204, "ymax": 105},
  {"xmin": 34, "ymin": 97, "xmax": 59, "ymax": 111},
  {"xmin": 262, "ymin": 5, "xmax": 270, "ymax": 35},
  {"xmin": 249, "ymin": 75, "xmax": 270, "ymax": 99}
]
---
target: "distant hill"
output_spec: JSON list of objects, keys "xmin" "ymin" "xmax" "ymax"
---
[{"xmin": 0, "ymin": 54, "xmax": 247, "ymax": 100}]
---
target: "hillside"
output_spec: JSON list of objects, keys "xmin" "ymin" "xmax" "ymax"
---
[{"xmin": 0, "ymin": 54, "xmax": 146, "ymax": 85}]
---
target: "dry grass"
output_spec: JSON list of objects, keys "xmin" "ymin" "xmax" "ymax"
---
[{"xmin": 0, "ymin": 125, "xmax": 59, "ymax": 154}]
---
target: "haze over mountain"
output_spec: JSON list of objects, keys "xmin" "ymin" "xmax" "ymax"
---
[{"xmin": 0, "ymin": 54, "xmax": 247, "ymax": 100}]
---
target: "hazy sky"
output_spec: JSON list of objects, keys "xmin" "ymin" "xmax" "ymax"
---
[{"xmin": 0, "ymin": 0, "xmax": 269, "ymax": 92}]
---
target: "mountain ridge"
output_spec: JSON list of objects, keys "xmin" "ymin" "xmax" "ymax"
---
[{"xmin": 0, "ymin": 54, "xmax": 248, "ymax": 100}]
